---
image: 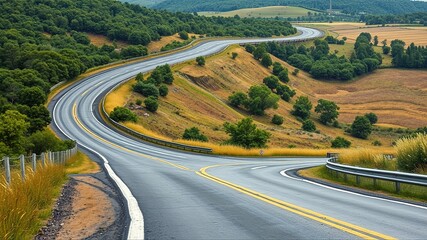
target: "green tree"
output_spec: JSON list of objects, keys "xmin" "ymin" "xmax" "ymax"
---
[
  {"xmin": 382, "ymin": 46, "xmax": 390, "ymax": 55},
  {"xmin": 128, "ymin": 31, "xmax": 151, "ymax": 45},
  {"xmin": 182, "ymin": 127, "xmax": 208, "ymax": 142},
  {"xmin": 0, "ymin": 110, "xmax": 29, "ymax": 155},
  {"xmin": 144, "ymin": 96, "xmax": 159, "ymax": 112},
  {"xmin": 253, "ymin": 45, "xmax": 267, "ymax": 60},
  {"xmin": 271, "ymin": 115, "xmax": 284, "ymax": 125},
  {"xmin": 315, "ymin": 99, "xmax": 340, "ymax": 125},
  {"xmin": 272, "ymin": 62, "xmax": 285, "ymax": 76},
  {"xmin": 159, "ymin": 84, "xmax": 169, "ymax": 97},
  {"xmin": 261, "ymin": 53, "xmax": 273, "ymax": 67},
  {"xmin": 292, "ymin": 96, "xmax": 312, "ymax": 120},
  {"xmin": 351, "ymin": 116, "xmax": 372, "ymax": 139},
  {"xmin": 223, "ymin": 118, "xmax": 271, "ymax": 149},
  {"xmin": 245, "ymin": 44, "xmax": 256, "ymax": 53},
  {"xmin": 373, "ymin": 36, "xmax": 379, "ymax": 46},
  {"xmin": 244, "ymin": 85, "xmax": 279, "ymax": 115},
  {"xmin": 228, "ymin": 92, "xmax": 247, "ymax": 107},
  {"xmin": 364, "ymin": 112, "xmax": 378, "ymax": 124},
  {"xmin": 278, "ymin": 69, "xmax": 289, "ymax": 83},
  {"xmin": 17, "ymin": 87, "xmax": 46, "ymax": 106},
  {"xmin": 133, "ymin": 82, "xmax": 159, "ymax": 98},
  {"xmin": 179, "ymin": 31, "xmax": 189, "ymax": 40},
  {"xmin": 136, "ymin": 72, "xmax": 144, "ymax": 81},
  {"xmin": 110, "ymin": 107, "xmax": 137, "ymax": 122},
  {"xmin": 232, "ymin": 52, "xmax": 238, "ymax": 59},
  {"xmin": 196, "ymin": 56, "xmax": 205, "ymax": 66},
  {"xmin": 302, "ymin": 119, "xmax": 316, "ymax": 132},
  {"xmin": 331, "ymin": 137, "xmax": 351, "ymax": 148},
  {"xmin": 263, "ymin": 75, "xmax": 279, "ymax": 90}
]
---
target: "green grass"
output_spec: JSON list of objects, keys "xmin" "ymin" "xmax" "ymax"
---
[
  {"xmin": 199, "ymin": 6, "xmax": 319, "ymax": 19},
  {"xmin": 302, "ymin": 166, "xmax": 427, "ymax": 202}
]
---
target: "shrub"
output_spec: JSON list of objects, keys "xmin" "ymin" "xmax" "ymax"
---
[
  {"xmin": 232, "ymin": 52, "xmax": 238, "ymax": 59},
  {"xmin": 136, "ymin": 72, "xmax": 144, "ymax": 81},
  {"xmin": 136, "ymin": 99, "xmax": 143, "ymax": 106},
  {"xmin": 302, "ymin": 119, "xmax": 316, "ymax": 132},
  {"xmin": 179, "ymin": 30, "xmax": 189, "ymax": 40},
  {"xmin": 228, "ymin": 91, "xmax": 247, "ymax": 107},
  {"xmin": 364, "ymin": 112, "xmax": 378, "ymax": 124},
  {"xmin": 182, "ymin": 127, "xmax": 208, "ymax": 142},
  {"xmin": 351, "ymin": 116, "xmax": 372, "ymax": 139},
  {"xmin": 245, "ymin": 44, "xmax": 256, "ymax": 53},
  {"xmin": 396, "ymin": 133, "xmax": 427, "ymax": 173},
  {"xmin": 159, "ymin": 84, "xmax": 169, "ymax": 97},
  {"xmin": 110, "ymin": 106, "xmax": 137, "ymax": 122},
  {"xmin": 144, "ymin": 96, "xmax": 159, "ymax": 112},
  {"xmin": 196, "ymin": 56, "xmax": 205, "ymax": 66},
  {"xmin": 372, "ymin": 140, "xmax": 382, "ymax": 146},
  {"xmin": 133, "ymin": 82, "xmax": 159, "ymax": 98},
  {"xmin": 278, "ymin": 69, "xmax": 289, "ymax": 83},
  {"xmin": 292, "ymin": 68, "xmax": 300, "ymax": 76},
  {"xmin": 223, "ymin": 118, "xmax": 271, "ymax": 149},
  {"xmin": 272, "ymin": 62, "xmax": 285, "ymax": 76},
  {"xmin": 331, "ymin": 137, "xmax": 351, "ymax": 148},
  {"xmin": 292, "ymin": 96, "xmax": 312, "ymax": 120},
  {"xmin": 272, "ymin": 115, "xmax": 284, "ymax": 125},
  {"xmin": 315, "ymin": 99, "xmax": 340, "ymax": 125},
  {"xmin": 261, "ymin": 53, "xmax": 273, "ymax": 67}
]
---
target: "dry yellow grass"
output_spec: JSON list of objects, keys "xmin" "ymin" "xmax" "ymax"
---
[
  {"xmin": 104, "ymin": 81, "xmax": 133, "ymax": 113},
  {"xmin": 65, "ymin": 151, "xmax": 100, "ymax": 174},
  {"xmin": 86, "ymin": 33, "xmax": 128, "ymax": 48},
  {"xmin": 147, "ymin": 33, "xmax": 200, "ymax": 53},
  {"xmin": 338, "ymin": 148, "xmax": 397, "ymax": 170}
]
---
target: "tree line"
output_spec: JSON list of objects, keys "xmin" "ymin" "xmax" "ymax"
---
[
  {"xmin": 362, "ymin": 12, "xmax": 427, "ymax": 25},
  {"xmin": 389, "ymin": 40, "xmax": 427, "ymax": 68}
]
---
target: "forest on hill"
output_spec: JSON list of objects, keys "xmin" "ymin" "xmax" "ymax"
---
[
  {"xmin": 0, "ymin": 0, "xmax": 296, "ymax": 157},
  {"xmin": 149, "ymin": 0, "xmax": 427, "ymax": 15}
]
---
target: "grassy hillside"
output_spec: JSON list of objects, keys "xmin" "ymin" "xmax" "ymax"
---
[
  {"xmin": 199, "ymin": 6, "xmax": 319, "ymax": 19},
  {"xmin": 106, "ymin": 45, "xmax": 426, "ymax": 151}
]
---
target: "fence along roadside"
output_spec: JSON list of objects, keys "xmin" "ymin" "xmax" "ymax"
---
[{"xmin": 1, "ymin": 145, "xmax": 78, "ymax": 185}]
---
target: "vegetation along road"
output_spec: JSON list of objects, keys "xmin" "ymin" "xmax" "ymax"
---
[{"xmin": 50, "ymin": 27, "xmax": 426, "ymax": 239}]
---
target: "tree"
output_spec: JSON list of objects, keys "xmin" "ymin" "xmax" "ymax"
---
[
  {"xmin": 272, "ymin": 115, "xmax": 284, "ymax": 125},
  {"xmin": 382, "ymin": 46, "xmax": 390, "ymax": 55},
  {"xmin": 278, "ymin": 69, "xmax": 289, "ymax": 83},
  {"xmin": 364, "ymin": 112, "xmax": 378, "ymax": 124},
  {"xmin": 263, "ymin": 75, "xmax": 279, "ymax": 90},
  {"xmin": 292, "ymin": 69, "xmax": 300, "ymax": 76},
  {"xmin": 261, "ymin": 53, "xmax": 273, "ymax": 68},
  {"xmin": 331, "ymin": 137, "xmax": 351, "ymax": 148},
  {"xmin": 272, "ymin": 62, "xmax": 285, "ymax": 76},
  {"xmin": 110, "ymin": 107, "xmax": 137, "ymax": 122},
  {"xmin": 245, "ymin": 44, "xmax": 256, "ymax": 53},
  {"xmin": 373, "ymin": 35, "xmax": 379, "ymax": 46},
  {"xmin": 292, "ymin": 96, "xmax": 312, "ymax": 120},
  {"xmin": 315, "ymin": 99, "xmax": 340, "ymax": 125},
  {"xmin": 302, "ymin": 119, "xmax": 316, "ymax": 132},
  {"xmin": 223, "ymin": 118, "xmax": 271, "ymax": 149},
  {"xmin": 228, "ymin": 92, "xmax": 247, "ymax": 107},
  {"xmin": 253, "ymin": 45, "xmax": 267, "ymax": 60},
  {"xmin": 136, "ymin": 72, "xmax": 144, "ymax": 81},
  {"xmin": 232, "ymin": 52, "xmax": 238, "ymax": 59},
  {"xmin": 159, "ymin": 84, "xmax": 169, "ymax": 97},
  {"xmin": 179, "ymin": 31, "xmax": 189, "ymax": 40},
  {"xmin": 244, "ymin": 85, "xmax": 280, "ymax": 115},
  {"xmin": 144, "ymin": 96, "xmax": 159, "ymax": 112},
  {"xmin": 17, "ymin": 87, "xmax": 46, "ymax": 106},
  {"xmin": 128, "ymin": 31, "xmax": 151, "ymax": 45},
  {"xmin": 0, "ymin": 110, "xmax": 29, "ymax": 155},
  {"xmin": 133, "ymin": 82, "xmax": 159, "ymax": 98},
  {"xmin": 182, "ymin": 127, "xmax": 208, "ymax": 142},
  {"xmin": 351, "ymin": 116, "xmax": 372, "ymax": 139},
  {"xmin": 196, "ymin": 56, "xmax": 205, "ymax": 66}
]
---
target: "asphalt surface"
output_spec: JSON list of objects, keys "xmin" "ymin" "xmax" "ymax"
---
[{"xmin": 50, "ymin": 27, "xmax": 427, "ymax": 239}]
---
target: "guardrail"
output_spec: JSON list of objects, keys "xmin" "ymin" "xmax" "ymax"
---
[
  {"xmin": 326, "ymin": 159, "xmax": 427, "ymax": 193},
  {"xmin": 1, "ymin": 145, "xmax": 78, "ymax": 185}
]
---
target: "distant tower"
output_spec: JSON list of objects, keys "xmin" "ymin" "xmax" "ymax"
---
[{"xmin": 329, "ymin": 0, "xmax": 332, "ymax": 13}]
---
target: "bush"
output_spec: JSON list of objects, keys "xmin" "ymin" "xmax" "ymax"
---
[
  {"xmin": 396, "ymin": 133, "xmax": 427, "ymax": 173},
  {"xmin": 228, "ymin": 92, "xmax": 247, "ymax": 107},
  {"xmin": 182, "ymin": 127, "xmax": 208, "ymax": 142},
  {"xmin": 292, "ymin": 96, "xmax": 312, "ymax": 120},
  {"xmin": 302, "ymin": 119, "xmax": 316, "ymax": 132},
  {"xmin": 223, "ymin": 118, "xmax": 271, "ymax": 149},
  {"xmin": 159, "ymin": 84, "xmax": 169, "ymax": 97},
  {"xmin": 271, "ymin": 115, "xmax": 284, "ymax": 125},
  {"xmin": 331, "ymin": 137, "xmax": 351, "ymax": 148},
  {"xmin": 364, "ymin": 112, "xmax": 378, "ymax": 124},
  {"xmin": 232, "ymin": 52, "xmax": 238, "ymax": 59},
  {"xmin": 245, "ymin": 44, "xmax": 256, "ymax": 53},
  {"xmin": 144, "ymin": 96, "xmax": 159, "ymax": 112},
  {"xmin": 110, "ymin": 106, "xmax": 137, "ymax": 122},
  {"xmin": 278, "ymin": 69, "xmax": 289, "ymax": 83},
  {"xmin": 351, "ymin": 116, "xmax": 372, "ymax": 139},
  {"xmin": 196, "ymin": 56, "xmax": 205, "ymax": 66},
  {"xmin": 136, "ymin": 99, "xmax": 143, "ymax": 105},
  {"xmin": 292, "ymin": 68, "xmax": 300, "ymax": 76},
  {"xmin": 133, "ymin": 82, "xmax": 159, "ymax": 98},
  {"xmin": 261, "ymin": 53, "xmax": 273, "ymax": 67},
  {"xmin": 179, "ymin": 30, "xmax": 189, "ymax": 40},
  {"xmin": 372, "ymin": 140, "xmax": 382, "ymax": 146}
]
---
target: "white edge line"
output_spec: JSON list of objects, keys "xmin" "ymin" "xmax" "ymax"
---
[
  {"xmin": 280, "ymin": 166, "xmax": 427, "ymax": 210},
  {"xmin": 53, "ymin": 90, "xmax": 144, "ymax": 239}
]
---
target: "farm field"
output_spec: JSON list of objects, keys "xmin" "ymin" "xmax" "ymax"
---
[
  {"xmin": 106, "ymin": 45, "xmax": 426, "ymax": 150},
  {"xmin": 199, "ymin": 6, "xmax": 320, "ymax": 19}
]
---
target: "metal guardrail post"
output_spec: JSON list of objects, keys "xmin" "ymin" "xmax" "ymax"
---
[
  {"xmin": 20, "ymin": 155, "xmax": 25, "ymax": 181},
  {"xmin": 396, "ymin": 182, "xmax": 401, "ymax": 193},
  {"xmin": 5, "ymin": 157, "xmax": 11, "ymax": 185},
  {"xmin": 41, "ymin": 152, "xmax": 45, "ymax": 167},
  {"xmin": 31, "ymin": 153, "xmax": 36, "ymax": 172}
]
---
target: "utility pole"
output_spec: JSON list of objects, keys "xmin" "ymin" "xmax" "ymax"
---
[{"xmin": 329, "ymin": 0, "xmax": 332, "ymax": 15}]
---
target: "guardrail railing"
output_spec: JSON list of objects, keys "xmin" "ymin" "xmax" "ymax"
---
[{"xmin": 325, "ymin": 158, "xmax": 427, "ymax": 193}]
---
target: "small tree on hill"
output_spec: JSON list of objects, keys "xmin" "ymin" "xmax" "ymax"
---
[
  {"xmin": 245, "ymin": 44, "xmax": 256, "ymax": 53},
  {"xmin": 272, "ymin": 62, "xmax": 285, "ymax": 76},
  {"xmin": 244, "ymin": 85, "xmax": 280, "ymax": 115},
  {"xmin": 373, "ymin": 36, "xmax": 379, "ymax": 46},
  {"xmin": 253, "ymin": 45, "xmax": 266, "ymax": 60},
  {"xmin": 261, "ymin": 53, "xmax": 273, "ymax": 67},
  {"xmin": 179, "ymin": 30, "xmax": 189, "ymax": 40},
  {"xmin": 196, "ymin": 56, "xmax": 205, "ymax": 66},
  {"xmin": 110, "ymin": 107, "xmax": 137, "ymax": 122},
  {"xmin": 292, "ymin": 96, "xmax": 312, "ymax": 120},
  {"xmin": 351, "ymin": 116, "xmax": 372, "ymax": 139},
  {"xmin": 315, "ymin": 99, "xmax": 340, "ymax": 125},
  {"xmin": 232, "ymin": 52, "xmax": 238, "ymax": 59},
  {"xmin": 136, "ymin": 72, "xmax": 144, "ymax": 81},
  {"xmin": 278, "ymin": 69, "xmax": 289, "ymax": 83},
  {"xmin": 228, "ymin": 91, "xmax": 247, "ymax": 107},
  {"xmin": 364, "ymin": 112, "xmax": 378, "ymax": 124},
  {"xmin": 331, "ymin": 137, "xmax": 351, "ymax": 148},
  {"xmin": 263, "ymin": 75, "xmax": 279, "ymax": 90},
  {"xmin": 133, "ymin": 82, "xmax": 159, "ymax": 98},
  {"xmin": 183, "ymin": 127, "xmax": 208, "ymax": 142},
  {"xmin": 159, "ymin": 84, "xmax": 169, "ymax": 97},
  {"xmin": 223, "ymin": 118, "xmax": 271, "ymax": 149},
  {"xmin": 272, "ymin": 115, "xmax": 284, "ymax": 125},
  {"xmin": 144, "ymin": 96, "xmax": 159, "ymax": 112},
  {"xmin": 302, "ymin": 119, "xmax": 316, "ymax": 132}
]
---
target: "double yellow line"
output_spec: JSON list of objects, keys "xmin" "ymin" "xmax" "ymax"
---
[{"xmin": 197, "ymin": 164, "xmax": 396, "ymax": 240}]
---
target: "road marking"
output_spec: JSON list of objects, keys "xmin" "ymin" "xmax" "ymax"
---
[
  {"xmin": 81, "ymin": 81, "xmax": 104, "ymax": 96},
  {"xmin": 73, "ymin": 103, "xmax": 190, "ymax": 171},
  {"xmin": 280, "ymin": 167, "xmax": 427, "ymax": 210},
  {"xmin": 251, "ymin": 166, "xmax": 267, "ymax": 170},
  {"xmin": 197, "ymin": 164, "xmax": 396, "ymax": 240}
]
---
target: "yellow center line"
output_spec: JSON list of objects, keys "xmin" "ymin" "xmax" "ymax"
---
[
  {"xmin": 198, "ymin": 164, "xmax": 396, "ymax": 240},
  {"xmin": 72, "ymin": 103, "xmax": 190, "ymax": 171}
]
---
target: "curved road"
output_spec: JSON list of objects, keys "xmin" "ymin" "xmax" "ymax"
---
[{"xmin": 50, "ymin": 27, "xmax": 427, "ymax": 239}]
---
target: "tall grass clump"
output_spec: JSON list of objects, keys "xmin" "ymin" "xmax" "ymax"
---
[
  {"xmin": 0, "ymin": 164, "xmax": 67, "ymax": 239},
  {"xmin": 338, "ymin": 149, "xmax": 397, "ymax": 170},
  {"xmin": 396, "ymin": 133, "xmax": 427, "ymax": 174}
]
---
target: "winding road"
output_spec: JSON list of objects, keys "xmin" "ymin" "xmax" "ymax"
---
[{"xmin": 49, "ymin": 27, "xmax": 427, "ymax": 239}]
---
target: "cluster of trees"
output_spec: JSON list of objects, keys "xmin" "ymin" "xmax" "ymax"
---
[
  {"xmin": 182, "ymin": 127, "xmax": 208, "ymax": 142},
  {"xmin": 152, "ymin": 0, "xmax": 427, "ymax": 15},
  {"xmin": 259, "ymin": 35, "xmax": 381, "ymax": 81},
  {"xmin": 131, "ymin": 64, "xmax": 173, "ymax": 113},
  {"xmin": 228, "ymin": 85, "xmax": 279, "ymax": 115},
  {"xmin": 389, "ymin": 40, "xmax": 427, "ymax": 68},
  {"xmin": 349, "ymin": 112, "xmax": 378, "ymax": 139},
  {"xmin": 325, "ymin": 36, "xmax": 346, "ymax": 45},
  {"xmin": 362, "ymin": 12, "xmax": 427, "ymax": 25}
]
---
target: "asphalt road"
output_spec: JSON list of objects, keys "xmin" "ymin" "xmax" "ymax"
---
[{"xmin": 50, "ymin": 27, "xmax": 427, "ymax": 239}]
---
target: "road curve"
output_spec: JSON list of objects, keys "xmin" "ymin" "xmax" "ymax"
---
[{"xmin": 50, "ymin": 27, "xmax": 427, "ymax": 239}]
